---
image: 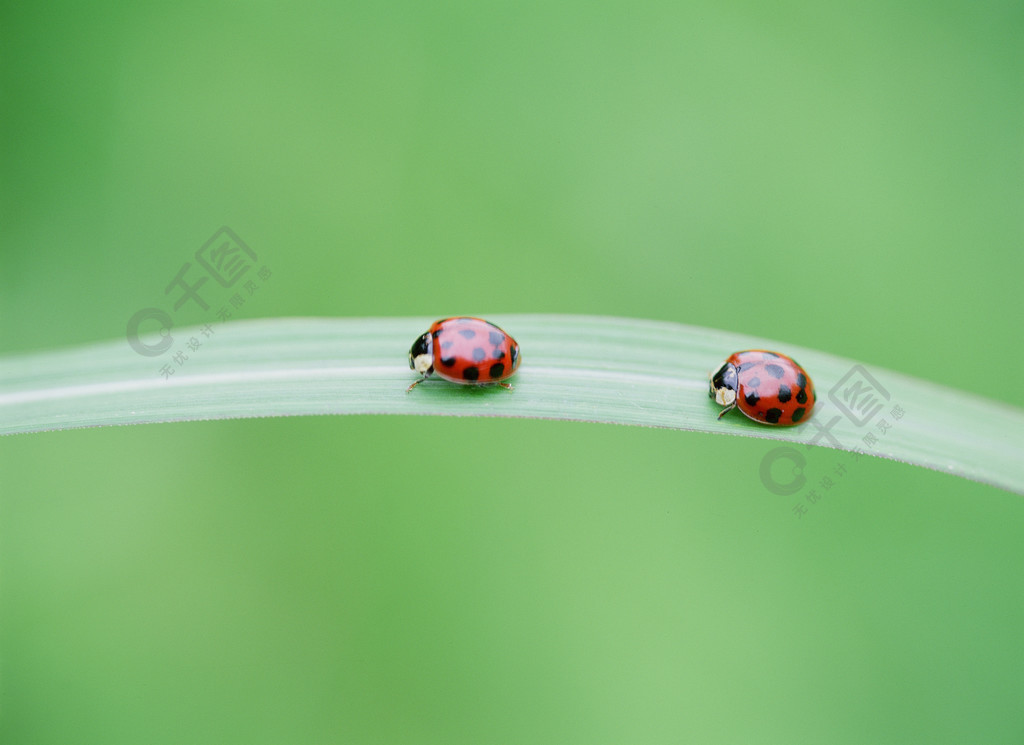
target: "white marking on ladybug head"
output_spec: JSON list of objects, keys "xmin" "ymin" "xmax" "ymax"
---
[
  {"xmin": 412, "ymin": 353, "xmax": 433, "ymax": 375},
  {"xmin": 715, "ymin": 386, "xmax": 736, "ymax": 407}
]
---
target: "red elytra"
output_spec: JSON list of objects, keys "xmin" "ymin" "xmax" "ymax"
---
[
  {"xmin": 709, "ymin": 349, "xmax": 815, "ymax": 426},
  {"xmin": 407, "ymin": 317, "xmax": 521, "ymax": 392}
]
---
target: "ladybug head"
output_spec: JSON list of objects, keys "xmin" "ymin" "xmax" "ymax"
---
[
  {"xmin": 709, "ymin": 361, "xmax": 738, "ymax": 413},
  {"xmin": 408, "ymin": 332, "xmax": 434, "ymax": 375}
]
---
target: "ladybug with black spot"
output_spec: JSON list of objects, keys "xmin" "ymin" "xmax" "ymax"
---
[
  {"xmin": 709, "ymin": 349, "xmax": 815, "ymax": 426},
  {"xmin": 407, "ymin": 317, "xmax": 521, "ymax": 392}
]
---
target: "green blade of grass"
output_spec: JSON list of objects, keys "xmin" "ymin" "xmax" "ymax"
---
[{"xmin": 2, "ymin": 315, "xmax": 1021, "ymax": 494}]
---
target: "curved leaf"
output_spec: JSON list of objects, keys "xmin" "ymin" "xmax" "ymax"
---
[{"xmin": 1, "ymin": 315, "xmax": 1021, "ymax": 494}]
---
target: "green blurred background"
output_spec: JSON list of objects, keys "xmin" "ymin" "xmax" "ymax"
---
[{"xmin": 2, "ymin": 2, "xmax": 1023, "ymax": 743}]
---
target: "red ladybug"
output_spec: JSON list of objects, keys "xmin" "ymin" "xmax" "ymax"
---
[
  {"xmin": 407, "ymin": 317, "xmax": 521, "ymax": 392},
  {"xmin": 710, "ymin": 350, "xmax": 815, "ymax": 425}
]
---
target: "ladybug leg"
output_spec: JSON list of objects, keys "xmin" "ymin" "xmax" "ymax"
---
[
  {"xmin": 406, "ymin": 377, "xmax": 428, "ymax": 393},
  {"xmin": 716, "ymin": 402, "xmax": 736, "ymax": 419},
  {"xmin": 498, "ymin": 382, "xmax": 514, "ymax": 391}
]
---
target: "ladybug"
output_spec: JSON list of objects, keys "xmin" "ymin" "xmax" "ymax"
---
[
  {"xmin": 407, "ymin": 317, "xmax": 521, "ymax": 392},
  {"xmin": 709, "ymin": 349, "xmax": 816, "ymax": 426}
]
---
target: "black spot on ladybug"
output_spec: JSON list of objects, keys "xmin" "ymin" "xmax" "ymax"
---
[
  {"xmin": 440, "ymin": 356, "xmax": 456, "ymax": 367},
  {"xmin": 472, "ymin": 347, "xmax": 486, "ymax": 362},
  {"xmin": 489, "ymin": 363, "xmax": 505, "ymax": 378},
  {"xmin": 791, "ymin": 407, "xmax": 806, "ymax": 423},
  {"xmin": 440, "ymin": 341, "xmax": 453, "ymax": 351},
  {"xmin": 765, "ymin": 408, "xmax": 783, "ymax": 424},
  {"xmin": 458, "ymin": 329, "xmax": 476, "ymax": 340},
  {"xmin": 510, "ymin": 346, "xmax": 519, "ymax": 366},
  {"xmin": 431, "ymin": 329, "xmax": 442, "ymax": 338},
  {"xmin": 489, "ymin": 331, "xmax": 504, "ymax": 346},
  {"xmin": 748, "ymin": 376, "xmax": 761, "ymax": 389},
  {"xmin": 796, "ymin": 373, "xmax": 807, "ymax": 389},
  {"xmin": 796, "ymin": 389, "xmax": 808, "ymax": 404},
  {"xmin": 492, "ymin": 348, "xmax": 505, "ymax": 359},
  {"xmin": 763, "ymin": 351, "xmax": 780, "ymax": 358},
  {"xmin": 765, "ymin": 364, "xmax": 785, "ymax": 379},
  {"xmin": 745, "ymin": 391, "xmax": 760, "ymax": 407},
  {"xmin": 777, "ymin": 385, "xmax": 792, "ymax": 403},
  {"xmin": 463, "ymin": 367, "xmax": 479, "ymax": 381}
]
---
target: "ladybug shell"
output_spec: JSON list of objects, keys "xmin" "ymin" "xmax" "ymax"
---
[
  {"xmin": 427, "ymin": 317, "xmax": 520, "ymax": 385},
  {"xmin": 730, "ymin": 349, "xmax": 816, "ymax": 425}
]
